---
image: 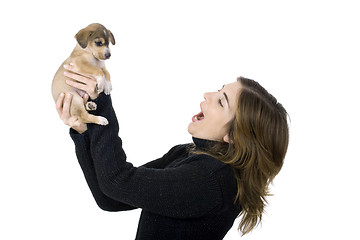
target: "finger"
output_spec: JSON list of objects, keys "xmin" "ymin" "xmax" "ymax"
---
[
  {"xmin": 75, "ymin": 89, "xmax": 87, "ymax": 98},
  {"xmin": 64, "ymin": 71, "xmax": 94, "ymax": 84},
  {"xmin": 65, "ymin": 78, "xmax": 88, "ymax": 92},
  {"xmin": 63, "ymin": 64, "xmax": 96, "ymax": 81},
  {"xmin": 63, "ymin": 63, "xmax": 74, "ymax": 71},
  {"xmin": 64, "ymin": 69, "xmax": 96, "ymax": 83},
  {"xmin": 62, "ymin": 93, "xmax": 73, "ymax": 120},
  {"xmin": 66, "ymin": 78, "xmax": 97, "ymax": 99},
  {"xmin": 64, "ymin": 63, "xmax": 96, "ymax": 81},
  {"xmin": 56, "ymin": 93, "xmax": 65, "ymax": 116},
  {"xmin": 83, "ymin": 93, "xmax": 89, "ymax": 103},
  {"xmin": 65, "ymin": 72, "xmax": 97, "ymax": 91},
  {"xmin": 63, "ymin": 63, "xmax": 83, "ymax": 76}
]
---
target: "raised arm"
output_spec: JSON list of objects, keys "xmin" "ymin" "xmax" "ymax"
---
[
  {"xmin": 86, "ymin": 94, "xmax": 223, "ymax": 219},
  {"xmin": 56, "ymin": 92, "xmax": 135, "ymax": 211},
  {"xmin": 70, "ymin": 128, "xmax": 136, "ymax": 211}
]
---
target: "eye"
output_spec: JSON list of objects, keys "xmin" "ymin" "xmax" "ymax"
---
[
  {"xmin": 218, "ymin": 90, "xmax": 224, "ymax": 107},
  {"xmin": 218, "ymin": 98, "xmax": 224, "ymax": 107},
  {"xmin": 95, "ymin": 41, "xmax": 103, "ymax": 46}
]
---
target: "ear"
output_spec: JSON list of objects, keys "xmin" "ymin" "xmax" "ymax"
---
[
  {"xmin": 75, "ymin": 28, "xmax": 93, "ymax": 48},
  {"xmin": 107, "ymin": 30, "xmax": 115, "ymax": 45},
  {"xmin": 223, "ymin": 134, "xmax": 232, "ymax": 144}
]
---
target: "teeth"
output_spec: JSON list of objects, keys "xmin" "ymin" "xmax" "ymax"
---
[{"xmin": 195, "ymin": 116, "xmax": 199, "ymax": 120}]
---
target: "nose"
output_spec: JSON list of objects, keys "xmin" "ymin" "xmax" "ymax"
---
[
  {"xmin": 203, "ymin": 92, "xmax": 213, "ymax": 101},
  {"xmin": 105, "ymin": 52, "xmax": 111, "ymax": 59}
]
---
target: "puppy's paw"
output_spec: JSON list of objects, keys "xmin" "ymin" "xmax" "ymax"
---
[
  {"xmin": 97, "ymin": 116, "xmax": 109, "ymax": 126},
  {"xmin": 86, "ymin": 101, "xmax": 97, "ymax": 111},
  {"xmin": 104, "ymin": 81, "xmax": 112, "ymax": 95}
]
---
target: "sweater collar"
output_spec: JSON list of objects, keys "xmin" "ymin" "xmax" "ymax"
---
[{"xmin": 192, "ymin": 137, "xmax": 219, "ymax": 151}]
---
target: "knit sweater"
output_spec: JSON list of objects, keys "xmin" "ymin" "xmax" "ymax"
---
[{"xmin": 70, "ymin": 93, "xmax": 241, "ymax": 240}]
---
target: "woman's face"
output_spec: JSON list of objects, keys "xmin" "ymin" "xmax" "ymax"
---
[{"xmin": 188, "ymin": 81, "xmax": 242, "ymax": 142}]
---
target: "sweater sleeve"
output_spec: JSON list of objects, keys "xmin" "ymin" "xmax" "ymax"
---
[
  {"xmin": 70, "ymin": 127, "xmax": 184, "ymax": 211},
  {"xmin": 86, "ymin": 93, "xmax": 223, "ymax": 219},
  {"xmin": 70, "ymin": 128, "xmax": 136, "ymax": 211}
]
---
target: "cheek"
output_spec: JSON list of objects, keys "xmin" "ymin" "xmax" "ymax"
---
[
  {"xmin": 209, "ymin": 112, "xmax": 234, "ymax": 133},
  {"xmin": 89, "ymin": 44, "xmax": 106, "ymax": 58},
  {"xmin": 208, "ymin": 110, "xmax": 227, "ymax": 125},
  {"xmin": 88, "ymin": 45, "xmax": 98, "ymax": 56}
]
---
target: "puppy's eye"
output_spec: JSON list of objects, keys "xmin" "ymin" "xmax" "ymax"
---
[{"xmin": 95, "ymin": 41, "xmax": 103, "ymax": 46}]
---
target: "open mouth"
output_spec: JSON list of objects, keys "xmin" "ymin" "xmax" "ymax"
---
[{"xmin": 192, "ymin": 111, "xmax": 204, "ymax": 122}]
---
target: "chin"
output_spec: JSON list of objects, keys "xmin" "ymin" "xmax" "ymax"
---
[
  {"xmin": 187, "ymin": 123, "xmax": 194, "ymax": 136},
  {"xmin": 188, "ymin": 125, "xmax": 204, "ymax": 140},
  {"xmin": 188, "ymin": 122, "xmax": 200, "ymax": 138}
]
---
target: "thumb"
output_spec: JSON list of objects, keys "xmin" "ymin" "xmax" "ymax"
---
[{"xmin": 83, "ymin": 93, "xmax": 89, "ymax": 103}]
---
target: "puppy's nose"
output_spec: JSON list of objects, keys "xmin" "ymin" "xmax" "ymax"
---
[{"xmin": 105, "ymin": 52, "xmax": 111, "ymax": 59}]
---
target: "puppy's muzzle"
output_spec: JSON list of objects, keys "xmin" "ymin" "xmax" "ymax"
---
[{"xmin": 105, "ymin": 52, "xmax": 111, "ymax": 59}]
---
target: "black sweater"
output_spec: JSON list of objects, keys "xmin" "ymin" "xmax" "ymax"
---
[{"xmin": 70, "ymin": 93, "xmax": 241, "ymax": 240}]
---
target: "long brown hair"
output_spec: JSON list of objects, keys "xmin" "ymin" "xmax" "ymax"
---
[{"xmin": 195, "ymin": 77, "xmax": 289, "ymax": 235}]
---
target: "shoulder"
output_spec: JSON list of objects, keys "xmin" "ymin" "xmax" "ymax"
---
[
  {"xmin": 186, "ymin": 152, "xmax": 230, "ymax": 174},
  {"xmin": 164, "ymin": 143, "xmax": 191, "ymax": 158},
  {"xmin": 164, "ymin": 144, "xmax": 234, "ymax": 177}
]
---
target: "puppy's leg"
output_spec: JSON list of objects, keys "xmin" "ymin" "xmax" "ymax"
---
[
  {"xmin": 102, "ymin": 79, "xmax": 112, "ymax": 95},
  {"xmin": 71, "ymin": 94, "xmax": 108, "ymax": 125},
  {"xmin": 103, "ymin": 67, "xmax": 110, "ymax": 82},
  {"xmin": 80, "ymin": 111, "xmax": 108, "ymax": 125},
  {"xmin": 72, "ymin": 59, "xmax": 106, "ymax": 94},
  {"xmin": 102, "ymin": 67, "xmax": 112, "ymax": 95}
]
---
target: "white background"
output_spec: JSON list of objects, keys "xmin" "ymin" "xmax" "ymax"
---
[{"xmin": 1, "ymin": 0, "xmax": 359, "ymax": 239}]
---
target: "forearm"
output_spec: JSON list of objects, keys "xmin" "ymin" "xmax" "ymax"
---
[
  {"xmin": 70, "ymin": 128, "xmax": 136, "ymax": 211},
  {"xmin": 85, "ymin": 94, "xmax": 136, "ymax": 199}
]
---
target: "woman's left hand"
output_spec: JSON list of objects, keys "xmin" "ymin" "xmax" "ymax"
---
[
  {"xmin": 64, "ymin": 63, "xmax": 99, "ymax": 100},
  {"xmin": 56, "ymin": 92, "xmax": 88, "ymax": 134}
]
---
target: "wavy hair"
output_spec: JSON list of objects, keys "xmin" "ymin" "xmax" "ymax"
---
[{"xmin": 194, "ymin": 77, "xmax": 289, "ymax": 235}]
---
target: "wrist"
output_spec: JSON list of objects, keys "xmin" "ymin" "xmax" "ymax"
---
[{"xmin": 72, "ymin": 124, "xmax": 88, "ymax": 134}]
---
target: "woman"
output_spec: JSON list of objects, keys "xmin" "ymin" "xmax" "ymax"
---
[{"xmin": 56, "ymin": 64, "xmax": 289, "ymax": 239}]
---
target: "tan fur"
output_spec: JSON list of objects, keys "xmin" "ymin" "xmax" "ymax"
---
[{"xmin": 52, "ymin": 23, "xmax": 115, "ymax": 125}]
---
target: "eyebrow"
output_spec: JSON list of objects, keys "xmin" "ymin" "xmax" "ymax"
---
[{"xmin": 220, "ymin": 84, "xmax": 230, "ymax": 108}]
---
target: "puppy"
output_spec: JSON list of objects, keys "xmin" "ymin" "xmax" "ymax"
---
[{"xmin": 52, "ymin": 23, "xmax": 115, "ymax": 125}]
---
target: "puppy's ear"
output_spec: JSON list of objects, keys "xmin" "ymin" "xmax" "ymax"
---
[
  {"xmin": 108, "ymin": 30, "xmax": 115, "ymax": 45},
  {"xmin": 75, "ymin": 28, "xmax": 93, "ymax": 48}
]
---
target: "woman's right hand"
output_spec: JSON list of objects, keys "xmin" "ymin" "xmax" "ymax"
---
[
  {"xmin": 56, "ymin": 92, "xmax": 88, "ymax": 134},
  {"xmin": 64, "ymin": 63, "xmax": 99, "ymax": 100}
]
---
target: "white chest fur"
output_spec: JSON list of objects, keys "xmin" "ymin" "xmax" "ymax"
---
[{"xmin": 88, "ymin": 58, "xmax": 112, "ymax": 95}]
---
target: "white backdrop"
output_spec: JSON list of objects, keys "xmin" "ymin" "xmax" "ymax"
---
[{"xmin": 1, "ymin": 0, "xmax": 359, "ymax": 239}]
